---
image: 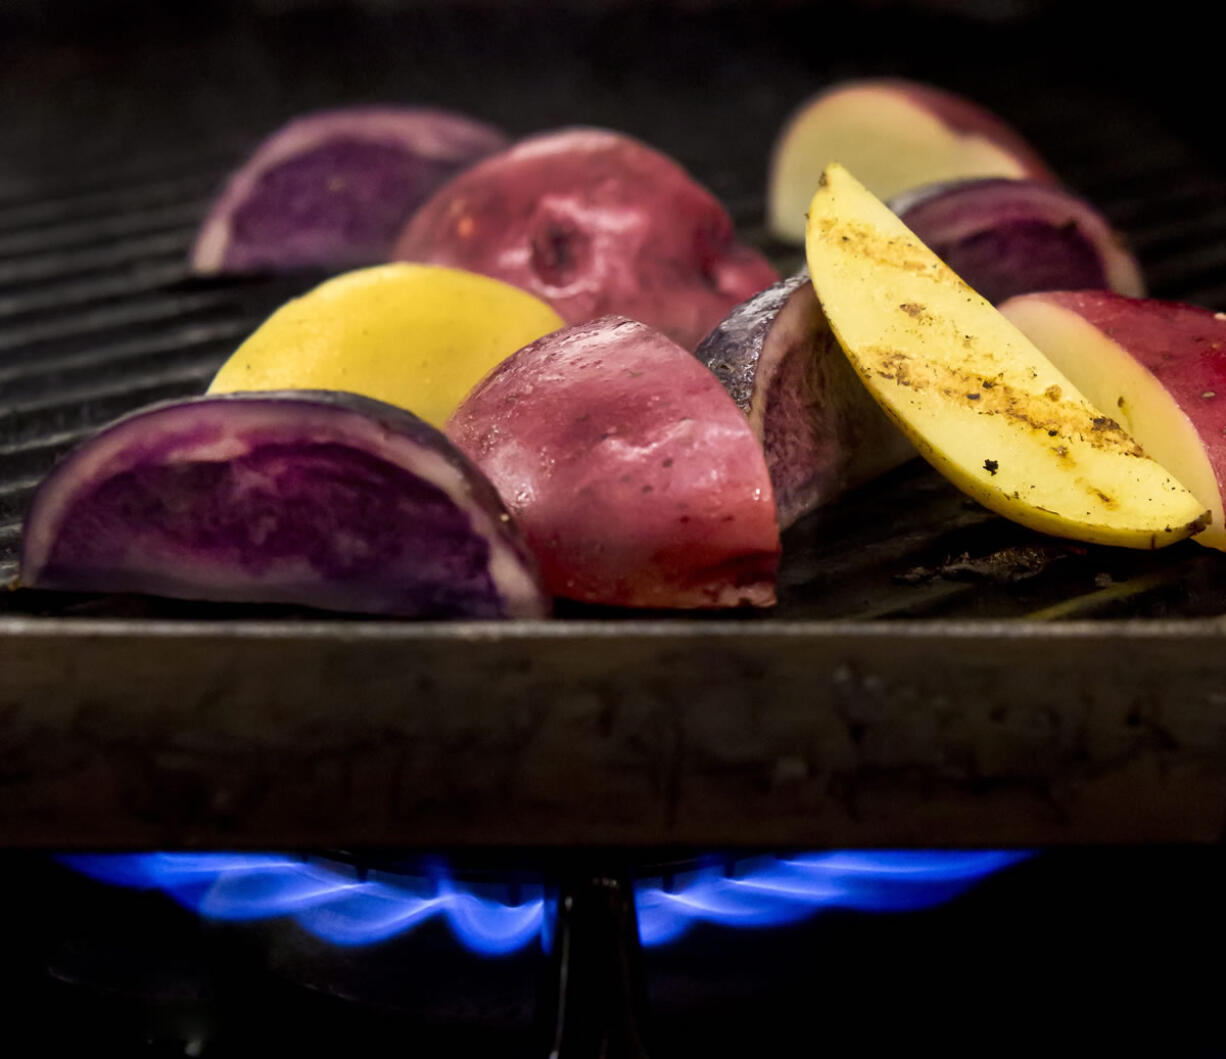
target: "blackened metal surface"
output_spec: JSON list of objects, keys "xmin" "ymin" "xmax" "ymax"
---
[
  {"xmin": 2, "ymin": 617, "xmax": 1226, "ymax": 847},
  {"xmin": 2, "ymin": 6, "xmax": 1226, "ymax": 845},
  {"xmin": 543, "ymin": 868, "xmax": 652, "ymax": 1059}
]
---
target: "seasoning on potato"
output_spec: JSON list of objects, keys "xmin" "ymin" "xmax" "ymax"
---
[
  {"xmin": 805, "ymin": 162, "xmax": 1208, "ymax": 549},
  {"xmin": 695, "ymin": 270, "xmax": 914, "ymax": 529},
  {"xmin": 1002, "ymin": 290, "xmax": 1226, "ymax": 550},
  {"xmin": 888, "ymin": 178, "xmax": 1144, "ymax": 304}
]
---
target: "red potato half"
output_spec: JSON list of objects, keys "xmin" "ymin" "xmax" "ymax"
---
[
  {"xmin": 768, "ymin": 79, "xmax": 1057, "ymax": 244},
  {"xmin": 21, "ymin": 391, "xmax": 548, "ymax": 618},
  {"xmin": 192, "ymin": 107, "xmax": 508, "ymax": 274},
  {"xmin": 888, "ymin": 179, "xmax": 1144, "ymax": 304},
  {"xmin": 393, "ymin": 128, "xmax": 779, "ymax": 351},
  {"xmin": 446, "ymin": 316, "xmax": 781, "ymax": 608},
  {"xmin": 1000, "ymin": 291, "xmax": 1226, "ymax": 550},
  {"xmin": 695, "ymin": 270, "xmax": 914, "ymax": 529}
]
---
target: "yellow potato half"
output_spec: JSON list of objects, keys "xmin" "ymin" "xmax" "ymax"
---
[
  {"xmin": 209, "ymin": 264, "xmax": 565, "ymax": 428},
  {"xmin": 805, "ymin": 163, "xmax": 1208, "ymax": 549}
]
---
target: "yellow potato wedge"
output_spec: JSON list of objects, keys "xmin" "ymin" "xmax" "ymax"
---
[
  {"xmin": 209, "ymin": 263, "xmax": 564, "ymax": 428},
  {"xmin": 804, "ymin": 163, "xmax": 1209, "ymax": 549}
]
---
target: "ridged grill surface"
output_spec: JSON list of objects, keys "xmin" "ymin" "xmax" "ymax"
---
[{"xmin": 3, "ymin": 16, "xmax": 1226, "ymax": 624}]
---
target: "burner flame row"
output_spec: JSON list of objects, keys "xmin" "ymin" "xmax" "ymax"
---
[{"xmin": 61, "ymin": 851, "xmax": 1028, "ymax": 955}]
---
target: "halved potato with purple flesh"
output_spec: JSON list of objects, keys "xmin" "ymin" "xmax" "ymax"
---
[
  {"xmin": 393, "ymin": 128, "xmax": 780, "ymax": 351},
  {"xmin": 21, "ymin": 391, "xmax": 548, "ymax": 619},
  {"xmin": 447, "ymin": 316, "xmax": 780, "ymax": 609},
  {"xmin": 695, "ymin": 271, "xmax": 914, "ymax": 529},
  {"xmin": 769, "ymin": 79, "xmax": 1057, "ymax": 244},
  {"xmin": 888, "ymin": 179, "xmax": 1144, "ymax": 304},
  {"xmin": 192, "ymin": 107, "xmax": 507, "ymax": 274}
]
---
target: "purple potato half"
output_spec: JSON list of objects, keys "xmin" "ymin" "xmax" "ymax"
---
[
  {"xmin": 695, "ymin": 271, "xmax": 915, "ymax": 529},
  {"xmin": 192, "ymin": 107, "xmax": 508, "ymax": 274},
  {"xmin": 887, "ymin": 178, "xmax": 1145, "ymax": 304},
  {"xmin": 20, "ymin": 390, "xmax": 548, "ymax": 619}
]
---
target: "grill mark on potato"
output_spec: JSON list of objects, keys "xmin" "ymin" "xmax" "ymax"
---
[
  {"xmin": 810, "ymin": 218, "xmax": 940, "ymax": 278},
  {"xmin": 861, "ymin": 345, "xmax": 1146, "ymax": 456},
  {"xmin": 1089, "ymin": 487, "xmax": 1118, "ymax": 509}
]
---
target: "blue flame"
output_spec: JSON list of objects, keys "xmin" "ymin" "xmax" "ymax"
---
[
  {"xmin": 60, "ymin": 850, "xmax": 1027, "ymax": 955},
  {"xmin": 634, "ymin": 851, "xmax": 1028, "ymax": 947}
]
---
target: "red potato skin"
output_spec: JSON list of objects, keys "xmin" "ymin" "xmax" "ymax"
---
[
  {"xmin": 393, "ymin": 128, "xmax": 779, "ymax": 351},
  {"xmin": 1011, "ymin": 291, "xmax": 1226, "ymax": 487},
  {"xmin": 446, "ymin": 316, "xmax": 781, "ymax": 609},
  {"xmin": 877, "ymin": 80, "xmax": 1058, "ymax": 185}
]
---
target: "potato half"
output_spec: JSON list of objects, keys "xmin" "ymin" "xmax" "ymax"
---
[{"xmin": 804, "ymin": 164, "xmax": 1208, "ymax": 549}]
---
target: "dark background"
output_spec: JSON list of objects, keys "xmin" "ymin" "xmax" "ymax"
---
[
  {"xmin": 5, "ymin": 0, "xmax": 1226, "ymax": 607},
  {"xmin": 2, "ymin": 0, "xmax": 1223, "ymax": 208}
]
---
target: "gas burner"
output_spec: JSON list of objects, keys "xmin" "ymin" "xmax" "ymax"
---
[
  {"xmin": 62, "ymin": 850, "xmax": 1025, "ymax": 954},
  {"xmin": 6, "ymin": 850, "xmax": 1225, "ymax": 1055},
  {"xmin": 58, "ymin": 850, "xmax": 1028, "ymax": 1057},
  {"xmin": 63, "ymin": 853, "xmax": 547, "ymax": 953}
]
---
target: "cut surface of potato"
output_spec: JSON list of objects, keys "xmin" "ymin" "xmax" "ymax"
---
[
  {"xmin": 1002, "ymin": 291, "xmax": 1226, "ymax": 551},
  {"xmin": 769, "ymin": 80, "xmax": 1056, "ymax": 244},
  {"xmin": 21, "ymin": 391, "xmax": 548, "ymax": 619},
  {"xmin": 888, "ymin": 178, "xmax": 1145, "ymax": 304},
  {"xmin": 804, "ymin": 164, "xmax": 1208, "ymax": 549},
  {"xmin": 192, "ymin": 107, "xmax": 507, "ymax": 274},
  {"xmin": 208, "ymin": 263, "xmax": 564, "ymax": 428}
]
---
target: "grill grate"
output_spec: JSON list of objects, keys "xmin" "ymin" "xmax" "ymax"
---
[
  {"xmin": 5, "ymin": 7, "xmax": 1226, "ymax": 849},
  {"xmin": 3, "ymin": 143, "xmax": 1226, "ymax": 625},
  {"xmin": 3, "ymin": 15, "xmax": 1226, "ymax": 625}
]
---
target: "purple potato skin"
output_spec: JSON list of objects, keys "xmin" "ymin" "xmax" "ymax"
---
[
  {"xmin": 696, "ymin": 271, "xmax": 915, "ymax": 529},
  {"xmin": 21, "ymin": 391, "xmax": 548, "ymax": 619},
  {"xmin": 887, "ymin": 178, "xmax": 1145, "ymax": 304},
  {"xmin": 192, "ymin": 108, "xmax": 508, "ymax": 274}
]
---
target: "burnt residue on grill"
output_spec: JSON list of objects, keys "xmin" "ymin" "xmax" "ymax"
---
[{"xmin": 896, "ymin": 543, "xmax": 1080, "ymax": 587}]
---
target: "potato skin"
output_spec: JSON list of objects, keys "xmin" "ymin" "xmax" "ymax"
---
[
  {"xmin": 868, "ymin": 80, "xmax": 1056, "ymax": 182},
  {"xmin": 447, "ymin": 317, "xmax": 780, "ymax": 608},
  {"xmin": 1001, "ymin": 290, "xmax": 1226, "ymax": 549},
  {"xmin": 888, "ymin": 178, "xmax": 1144, "ymax": 304},
  {"xmin": 394, "ymin": 128, "xmax": 779, "ymax": 351},
  {"xmin": 208, "ymin": 263, "xmax": 564, "ymax": 430},
  {"xmin": 697, "ymin": 271, "xmax": 914, "ymax": 528},
  {"xmin": 768, "ymin": 79, "xmax": 1058, "ymax": 243},
  {"xmin": 192, "ymin": 107, "xmax": 508, "ymax": 273},
  {"xmin": 22, "ymin": 391, "xmax": 548, "ymax": 619},
  {"xmin": 805, "ymin": 163, "xmax": 1208, "ymax": 550}
]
